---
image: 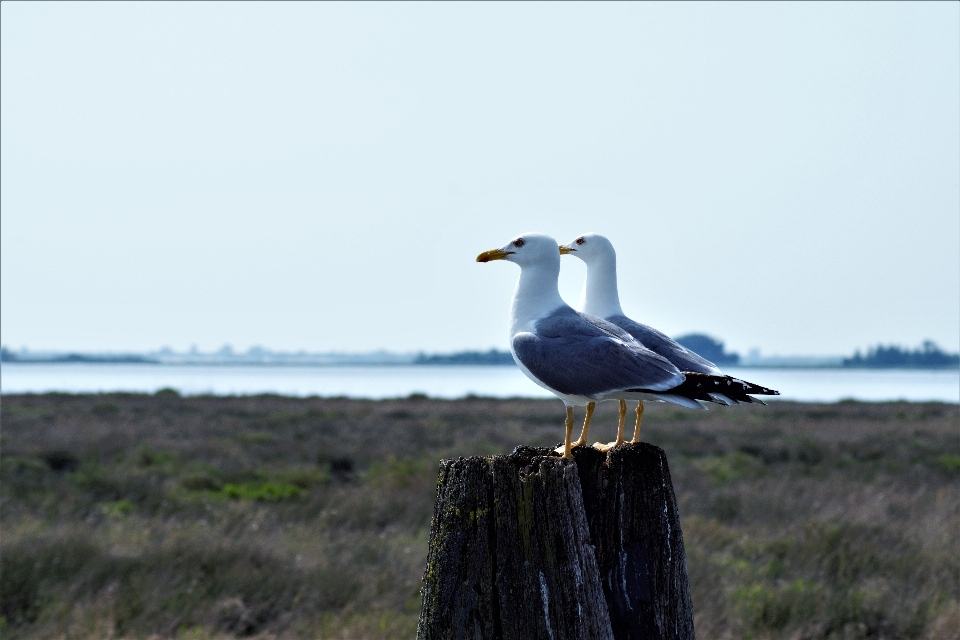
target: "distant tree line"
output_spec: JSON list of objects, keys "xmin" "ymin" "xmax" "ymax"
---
[
  {"xmin": 0, "ymin": 348, "xmax": 155, "ymax": 363},
  {"xmin": 9, "ymin": 338, "xmax": 953, "ymax": 370},
  {"xmin": 674, "ymin": 334, "xmax": 740, "ymax": 365},
  {"xmin": 415, "ymin": 334, "xmax": 743, "ymax": 367},
  {"xmin": 843, "ymin": 341, "xmax": 959, "ymax": 369},
  {"xmin": 414, "ymin": 349, "xmax": 515, "ymax": 365}
]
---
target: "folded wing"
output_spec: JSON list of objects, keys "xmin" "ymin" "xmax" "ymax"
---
[
  {"xmin": 606, "ymin": 314, "xmax": 722, "ymax": 375},
  {"xmin": 512, "ymin": 307, "xmax": 684, "ymax": 398}
]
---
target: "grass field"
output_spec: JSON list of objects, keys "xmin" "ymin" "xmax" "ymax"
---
[{"xmin": 1, "ymin": 392, "xmax": 958, "ymax": 639}]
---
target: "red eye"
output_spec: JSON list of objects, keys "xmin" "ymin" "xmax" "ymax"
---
[
  {"xmin": 575, "ymin": 237, "xmax": 585, "ymax": 245},
  {"xmin": 514, "ymin": 238, "xmax": 525, "ymax": 248}
]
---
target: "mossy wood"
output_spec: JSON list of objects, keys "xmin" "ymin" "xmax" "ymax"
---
[{"xmin": 417, "ymin": 442, "xmax": 695, "ymax": 640}]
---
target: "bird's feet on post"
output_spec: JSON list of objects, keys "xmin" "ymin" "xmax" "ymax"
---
[
  {"xmin": 553, "ymin": 406, "xmax": 576, "ymax": 459},
  {"xmin": 631, "ymin": 400, "xmax": 645, "ymax": 443},
  {"xmin": 571, "ymin": 402, "xmax": 596, "ymax": 449},
  {"xmin": 594, "ymin": 399, "xmax": 628, "ymax": 452}
]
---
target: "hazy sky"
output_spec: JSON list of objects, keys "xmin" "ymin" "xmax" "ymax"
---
[{"xmin": 2, "ymin": 2, "xmax": 958, "ymax": 356}]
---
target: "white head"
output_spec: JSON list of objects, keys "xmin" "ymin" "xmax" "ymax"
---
[
  {"xmin": 476, "ymin": 232, "xmax": 562, "ymax": 270},
  {"xmin": 558, "ymin": 232, "xmax": 616, "ymax": 265},
  {"xmin": 559, "ymin": 232, "xmax": 624, "ymax": 317},
  {"xmin": 477, "ymin": 232, "xmax": 567, "ymax": 332}
]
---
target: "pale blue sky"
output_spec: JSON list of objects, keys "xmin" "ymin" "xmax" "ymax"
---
[{"xmin": 2, "ymin": 2, "xmax": 958, "ymax": 355}]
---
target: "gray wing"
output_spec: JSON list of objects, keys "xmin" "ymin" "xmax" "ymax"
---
[
  {"xmin": 607, "ymin": 315, "xmax": 722, "ymax": 375},
  {"xmin": 512, "ymin": 307, "xmax": 683, "ymax": 398}
]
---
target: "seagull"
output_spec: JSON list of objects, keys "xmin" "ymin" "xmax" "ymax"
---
[
  {"xmin": 477, "ymin": 232, "xmax": 762, "ymax": 459},
  {"xmin": 560, "ymin": 232, "xmax": 779, "ymax": 446}
]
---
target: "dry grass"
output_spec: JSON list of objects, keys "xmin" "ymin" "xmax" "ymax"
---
[{"xmin": 1, "ymin": 392, "xmax": 957, "ymax": 639}]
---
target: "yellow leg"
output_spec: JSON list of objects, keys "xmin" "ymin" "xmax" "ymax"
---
[
  {"xmin": 563, "ymin": 406, "xmax": 575, "ymax": 459},
  {"xmin": 631, "ymin": 401, "xmax": 645, "ymax": 443},
  {"xmin": 572, "ymin": 402, "xmax": 595, "ymax": 447},
  {"xmin": 594, "ymin": 400, "xmax": 628, "ymax": 452},
  {"xmin": 613, "ymin": 399, "xmax": 627, "ymax": 446}
]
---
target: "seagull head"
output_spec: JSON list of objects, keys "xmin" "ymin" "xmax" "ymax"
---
[
  {"xmin": 559, "ymin": 232, "xmax": 615, "ymax": 264},
  {"xmin": 477, "ymin": 233, "xmax": 561, "ymax": 268}
]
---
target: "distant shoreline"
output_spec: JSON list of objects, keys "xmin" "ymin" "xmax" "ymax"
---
[
  {"xmin": 1, "ymin": 360, "xmax": 958, "ymax": 371},
  {"xmin": 5, "ymin": 339, "xmax": 957, "ymax": 370}
]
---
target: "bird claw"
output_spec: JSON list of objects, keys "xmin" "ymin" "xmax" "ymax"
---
[
  {"xmin": 592, "ymin": 440, "xmax": 624, "ymax": 452},
  {"xmin": 555, "ymin": 441, "xmax": 586, "ymax": 457},
  {"xmin": 553, "ymin": 444, "xmax": 575, "ymax": 458}
]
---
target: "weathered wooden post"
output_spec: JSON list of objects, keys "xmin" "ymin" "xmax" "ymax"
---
[{"xmin": 418, "ymin": 442, "xmax": 695, "ymax": 640}]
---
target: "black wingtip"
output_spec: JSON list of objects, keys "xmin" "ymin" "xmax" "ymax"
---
[{"xmin": 665, "ymin": 372, "xmax": 780, "ymax": 405}]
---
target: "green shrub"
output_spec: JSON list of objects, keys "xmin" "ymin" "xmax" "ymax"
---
[
  {"xmin": 137, "ymin": 447, "xmax": 178, "ymax": 468},
  {"xmin": 180, "ymin": 473, "xmax": 223, "ymax": 492},
  {"xmin": 221, "ymin": 482, "xmax": 302, "ymax": 501},
  {"xmin": 278, "ymin": 466, "xmax": 331, "ymax": 488},
  {"xmin": 791, "ymin": 438, "xmax": 826, "ymax": 465},
  {"xmin": 0, "ymin": 457, "xmax": 53, "ymax": 498},
  {"xmin": 367, "ymin": 457, "xmax": 435, "ymax": 490},
  {"xmin": 936, "ymin": 453, "xmax": 960, "ymax": 473},
  {"xmin": 734, "ymin": 579, "xmax": 824, "ymax": 632},
  {"xmin": 70, "ymin": 466, "xmax": 165, "ymax": 510},
  {"xmin": 695, "ymin": 452, "xmax": 764, "ymax": 485},
  {"xmin": 709, "ymin": 494, "xmax": 742, "ymax": 522},
  {"xmin": 101, "ymin": 499, "xmax": 135, "ymax": 517},
  {"xmin": 91, "ymin": 402, "xmax": 120, "ymax": 418}
]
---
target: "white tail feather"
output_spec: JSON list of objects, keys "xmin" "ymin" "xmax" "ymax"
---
[
  {"xmin": 659, "ymin": 394, "xmax": 707, "ymax": 410},
  {"xmin": 708, "ymin": 393, "xmax": 738, "ymax": 406}
]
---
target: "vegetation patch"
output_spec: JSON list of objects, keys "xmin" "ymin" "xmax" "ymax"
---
[
  {"xmin": 220, "ymin": 482, "xmax": 302, "ymax": 501},
  {"xmin": 90, "ymin": 402, "xmax": 120, "ymax": 418},
  {"xmin": 1, "ymin": 394, "xmax": 955, "ymax": 639},
  {"xmin": 368, "ymin": 457, "xmax": 436, "ymax": 490},
  {"xmin": 137, "ymin": 447, "xmax": 179, "ymax": 469},
  {"xmin": 694, "ymin": 451, "xmax": 765, "ymax": 485},
  {"xmin": 234, "ymin": 431, "xmax": 275, "ymax": 445},
  {"xmin": 180, "ymin": 472, "xmax": 223, "ymax": 492},
  {"xmin": 936, "ymin": 453, "xmax": 960, "ymax": 474},
  {"xmin": 100, "ymin": 499, "xmax": 135, "ymax": 518},
  {"xmin": 734, "ymin": 579, "xmax": 825, "ymax": 632}
]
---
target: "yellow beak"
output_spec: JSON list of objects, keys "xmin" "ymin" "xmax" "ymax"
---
[
  {"xmin": 476, "ymin": 249, "xmax": 513, "ymax": 263},
  {"xmin": 559, "ymin": 246, "xmax": 575, "ymax": 255}
]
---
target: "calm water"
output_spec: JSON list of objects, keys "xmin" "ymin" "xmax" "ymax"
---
[{"xmin": 1, "ymin": 363, "xmax": 957, "ymax": 403}]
